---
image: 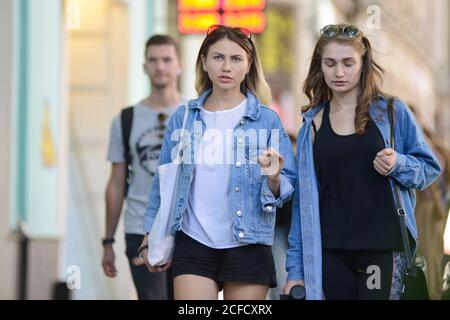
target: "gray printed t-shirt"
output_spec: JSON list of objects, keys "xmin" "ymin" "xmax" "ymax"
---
[{"xmin": 107, "ymin": 102, "xmax": 184, "ymax": 234}]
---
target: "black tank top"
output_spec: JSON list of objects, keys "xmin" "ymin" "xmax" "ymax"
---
[{"xmin": 313, "ymin": 103, "xmax": 403, "ymax": 251}]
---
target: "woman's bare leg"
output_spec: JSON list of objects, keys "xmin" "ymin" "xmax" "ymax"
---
[
  {"xmin": 174, "ymin": 274, "xmax": 219, "ymax": 300},
  {"xmin": 223, "ymin": 282, "xmax": 269, "ymax": 300}
]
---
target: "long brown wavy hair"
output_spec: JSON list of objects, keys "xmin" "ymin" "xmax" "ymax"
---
[
  {"xmin": 195, "ymin": 25, "xmax": 272, "ymax": 106},
  {"xmin": 303, "ymin": 24, "xmax": 386, "ymax": 135}
]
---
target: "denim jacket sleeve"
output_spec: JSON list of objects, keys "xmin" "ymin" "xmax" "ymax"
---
[
  {"xmin": 387, "ymin": 100, "xmax": 442, "ymax": 190},
  {"xmin": 143, "ymin": 107, "xmax": 184, "ymax": 233},
  {"xmin": 260, "ymin": 115, "xmax": 296, "ymax": 213},
  {"xmin": 286, "ymin": 131, "xmax": 304, "ymax": 281}
]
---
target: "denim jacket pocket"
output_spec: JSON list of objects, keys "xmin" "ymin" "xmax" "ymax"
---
[
  {"xmin": 244, "ymin": 143, "xmax": 258, "ymax": 162},
  {"xmin": 241, "ymin": 144, "xmax": 262, "ymax": 184},
  {"xmin": 245, "ymin": 163, "xmax": 264, "ymax": 184}
]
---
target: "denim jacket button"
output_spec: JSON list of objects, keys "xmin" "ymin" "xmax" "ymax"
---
[
  {"xmin": 238, "ymin": 232, "xmax": 245, "ymax": 238},
  {"xmin": 235, "ymin": 162, "xmax": 242, "ymax": 168},
  {"xmin": 266, "ymin": 205, "xmax": 273, "ymax": 211},
  {"xmin": 236, "ymin": 210, "xmax": 243, "ymax": 217},
  {"xmin": 237, "ymin": 138, "xmax": 243, "ymax": 144},
  {"xmin": 235, "ymin": 186, "xmax": 241, "ymax": 192}
]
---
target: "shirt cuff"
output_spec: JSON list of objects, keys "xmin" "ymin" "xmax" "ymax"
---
[
  {"xmin": 260, "ymin": 175, "xmax": 294, "ymax": 213},
  {"xmin": 287, "ymin": 269, "xmax": 304, "ymax": 281},
  {"xmin": 143, "ymin": 214, "xmax": 156, "ymax": 234},
  {"xmin": 386, "ymin": 151, "xmax": 405, "ymax": 177}
]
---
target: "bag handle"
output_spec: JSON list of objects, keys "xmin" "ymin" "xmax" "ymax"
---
[
  {"xmin": 175, "ymin": 104, "xmax": 190, "ymax": 162},
  {"xmin": 387, "ymin": 97, "xmax": 414, "ymax": 270}
]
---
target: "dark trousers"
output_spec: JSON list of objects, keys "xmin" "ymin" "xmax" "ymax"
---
[
  {"xmin": 322, "ymin": 249, "xmax": 397, "ymax": 300},
  {"xmin": 125, "ymin": 234, "xmax": 173, "ymax": 300}
]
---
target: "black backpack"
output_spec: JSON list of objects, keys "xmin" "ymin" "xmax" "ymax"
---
[{"xmin": 120, "ymin": 106, "xmax": 134, "ymax": 197}]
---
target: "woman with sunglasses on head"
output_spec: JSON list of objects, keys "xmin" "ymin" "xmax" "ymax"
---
[
  {"xmin": 284, "ymin": 24, "xmax": 442, "ymax": 300},
  {"xmin": 140, "ymin": 25, "xmax": 296, "ymax": 300}
]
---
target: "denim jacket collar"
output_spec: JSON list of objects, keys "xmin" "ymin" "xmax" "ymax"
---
[
  {"xmin": 301, "ymin": 95, "xmax": 389, "ymax": 124},
  {"xmin": 301, "ymin": 101, "xmax": 327, "ymax": 122},
  {"xmin": 187, "ymin": 88, "xmax": 261, "ymax": 120}
]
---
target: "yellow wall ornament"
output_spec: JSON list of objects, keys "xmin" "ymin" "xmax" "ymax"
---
[{"xmin": 41, "ymin": 102, "xmax": 57, "ymax": 167}]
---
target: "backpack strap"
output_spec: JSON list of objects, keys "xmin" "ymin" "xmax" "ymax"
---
[{"xmin": 120, "ymin": 106, "xmax": 134, "ymax": 197}]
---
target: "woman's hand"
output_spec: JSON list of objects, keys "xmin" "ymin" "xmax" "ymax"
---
[
  {"xmin": 283, "ymin": 280, "xmax": 305, "ymax": 295},
  {"xmin": 138, "ymin": 234, "xmax": 172, "ymax": 273},
  {"xmin": 374, "ymin": 148, "xmax": 397, "ymax": 176},
  {"xmin": 258, "ymin": 147, "xmax": 284, "ymax": 178},
  {"xmin": 258, "ymin": 148, "xmax": 284, "ymax": 197}
]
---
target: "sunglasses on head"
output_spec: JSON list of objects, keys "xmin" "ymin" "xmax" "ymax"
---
[
  {"xmin": 320, "ymin": 24, "xmax": 361, "ymax": 38},
  {"xmin": 206, "ymin": 24, "xmax": 252, "ymax": 39}
]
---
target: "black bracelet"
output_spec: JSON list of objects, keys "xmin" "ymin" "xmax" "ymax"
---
[
  {"xmin": 137, "ymin": 244, "xmax": 148, "ymax": 256},
  {"xmin": 102, "ymin": 238, "xmax": 115, "ymax": 246}
]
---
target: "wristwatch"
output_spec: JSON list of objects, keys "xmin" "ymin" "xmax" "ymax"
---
[{"xmin": 102, "ymin": 238, "xmax": 115, "ymax": 246}]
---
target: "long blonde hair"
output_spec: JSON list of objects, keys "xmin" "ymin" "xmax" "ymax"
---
[
  {"xmin": 195, "ymin": 26, "xmax": 272, "ymax": 106},
  {"xmin": 303, "ymin": 24, "xmax": 386, "ymax": 135}
]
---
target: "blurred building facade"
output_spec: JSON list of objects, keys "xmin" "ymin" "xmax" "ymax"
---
[
  {"xmin": 0, "ymin": 0, "xmax": 163, "ymax": 300},
  {"xmin": 0, "ymin": 0, "xmax": 449, "ymax": 299}
]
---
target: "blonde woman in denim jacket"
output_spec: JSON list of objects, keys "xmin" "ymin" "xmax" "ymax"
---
[{"xmin": 140, "ymin": 25, "xmax": 296, "ymax": 300}]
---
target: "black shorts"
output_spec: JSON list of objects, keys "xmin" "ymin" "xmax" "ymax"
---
[{"xmin": 172, "ymin": 231, "xmax": 277, "ymax": 290}]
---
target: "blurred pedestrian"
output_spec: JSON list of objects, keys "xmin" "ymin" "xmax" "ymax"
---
[
  {"xmin": 409, "ymin": 105, "xmax": 450, "ymax": 299},
  {"xmin": 285, "ymin": 24, "xmax": 442, "ymax": 300},
  {"xmin": 102, "ymin": 35, "xmax": 185, "ymax": 300}
]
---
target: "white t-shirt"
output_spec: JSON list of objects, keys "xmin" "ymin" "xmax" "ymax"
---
[{"xmin": 182, "ymin": 99, "xmax": 247, "ymax": 248}]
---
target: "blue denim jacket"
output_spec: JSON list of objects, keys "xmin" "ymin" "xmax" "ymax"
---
[
  {"xmin": 286, "ymin": 96, "xmax": 442, "ymax": 300},
  {"xmin": 144, "ymin": 89, "xmax": 296, "ymax": 245}
]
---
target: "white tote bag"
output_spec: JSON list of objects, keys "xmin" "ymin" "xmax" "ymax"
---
[{"xmin": 147, "ymin": 104, "xmax": 189, "ymax": 266}]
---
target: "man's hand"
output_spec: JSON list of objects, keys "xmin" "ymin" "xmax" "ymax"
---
[{"xmin": 102, "ymin": 245, "xmax": 117, "ymax": 277}]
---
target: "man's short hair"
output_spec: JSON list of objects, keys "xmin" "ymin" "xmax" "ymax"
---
[{"xmin": 145, "ymin": 34, "xmax": 180, "ymax": 58}]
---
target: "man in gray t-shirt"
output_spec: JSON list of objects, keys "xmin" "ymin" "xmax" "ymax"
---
[
  {"xmin": 107, "ymin": 105, "xmax": 179, "ymax": 234},
  {"xmin": 102, "ymin": 35, "xmax": 185, "ymax": 300}
]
